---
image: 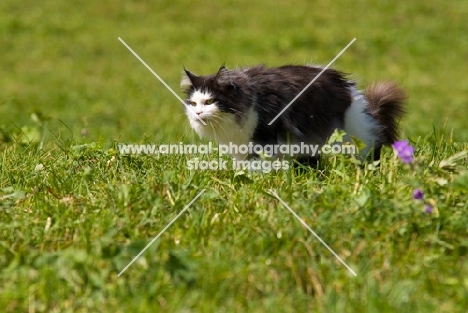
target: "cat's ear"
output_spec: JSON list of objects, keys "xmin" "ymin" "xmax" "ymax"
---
[
  {"xmin": 215, "ymin": 65, "xmax": 248, "ymax": 89},
  {"xmin": 181, "ymin": 68, "xmax": 198, "ymax": 88},
  {"xmin": 215, "ymin": 65, "xmax": 235, "ymax": 87},
  {"xmin": 215, "ymin": 65, "xmax": 229, "ymax": 78}
]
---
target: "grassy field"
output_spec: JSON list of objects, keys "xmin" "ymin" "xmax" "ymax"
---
[{"xmin": 1, "ymin": 0, "xmax": 467, "ymax": 312}]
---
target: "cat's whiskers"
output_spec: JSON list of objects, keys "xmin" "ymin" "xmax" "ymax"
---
[
  {"xmin": 208, "ymin": 115, "xmax": 229, "ymax": 139},
  {"xmin": 212, "ymin": 113, "xmax": 232, "ymax": 126},
  {"xmin": 208, "ymin": 118, "xmax": 222, "ymax": 142}
]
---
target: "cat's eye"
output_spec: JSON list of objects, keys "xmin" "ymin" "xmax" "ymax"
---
[
  {"xmin": 205, "ymin": 98, "xmax": 214, "ymax": 105},
  {"xmin": 188, "ymin": 101, "xmax": 197, "ymax": 106}
]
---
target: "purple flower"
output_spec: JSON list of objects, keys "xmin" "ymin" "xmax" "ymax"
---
[
  {"xmin": 425, "ymin": 205, "xmax": 433, "ymax": 214},
  {"xmin": 392, "ymin": 140, "xmax": 414, "ymax": 163},
  {"xmin": 413, "ymin": 188, "xmax": 424, "ymax": 200}
]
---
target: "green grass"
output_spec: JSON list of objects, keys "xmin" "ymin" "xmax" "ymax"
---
[{"xmin": 1, "ymin": 0, "xmax": 467, "ymax": 312}]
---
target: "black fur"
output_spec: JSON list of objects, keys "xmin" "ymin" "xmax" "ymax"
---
[
  {"xmin": 183, "ymin": 65, "xmax": 354, "ymax": 145},
  {"xmin": 182, "ymin": 65, "xmax": 406, "ymax": 159}
]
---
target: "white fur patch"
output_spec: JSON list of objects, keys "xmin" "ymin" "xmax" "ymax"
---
[
  {"xmin": 185, "ymin": 90, "xmax": 218, "ymax": 127},
  {"xmin": 344, "ymin": 86, "xmax": 381, "ymax": 156},
  {"xmin": 185, "ymin": 89, "xmax": 258, "ymax": 160},
  {"xmin": 210, "ymin": 106, "xmax": 257, "ymax": 160},
  {"xmin": 190, "ymin": 90, "xmax": 213, "ymax": 105}
]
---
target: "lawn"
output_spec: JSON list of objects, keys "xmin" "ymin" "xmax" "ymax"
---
[{"xmin": 1, "ymin": 0, "xmax": 467, "ymax": 312}]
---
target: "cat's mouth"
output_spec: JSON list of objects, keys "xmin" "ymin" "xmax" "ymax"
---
[{"xmin": 195, "ymin": 113, "xmax": 213, "ymax": 123}]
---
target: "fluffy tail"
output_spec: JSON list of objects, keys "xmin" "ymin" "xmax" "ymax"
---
[{"xmin": 365, "ymin": 82, "xmax": 406, "ymax": 145}]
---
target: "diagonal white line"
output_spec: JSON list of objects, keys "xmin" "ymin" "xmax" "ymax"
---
[
  {"xmin": 117, "ymin": 189, "xmax": 206, "ymax": 277},
  {"xmin": 269, "ymin": 189, "xmax": 357, "ymax": 276},
  {"xmin": 268, "ymin": 38, "xmax": 356, "ymax": 125},
  {"xmin": 118, "ymin": 37, "xmax": 207, "ymax": 126}
]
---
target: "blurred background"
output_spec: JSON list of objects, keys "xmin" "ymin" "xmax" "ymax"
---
[{"xmin": 1, "ymin": 0, "xmax": 467, "ymax": 145}]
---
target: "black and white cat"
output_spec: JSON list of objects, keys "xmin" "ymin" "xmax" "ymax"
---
[{"xmin": 181, "ymin": 65, "xmax": 406, "ymax": 161}]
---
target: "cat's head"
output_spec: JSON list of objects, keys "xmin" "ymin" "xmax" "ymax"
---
[{"xmin": 181, "ymin": 66, "xmax": 252, "ymax": 128}]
